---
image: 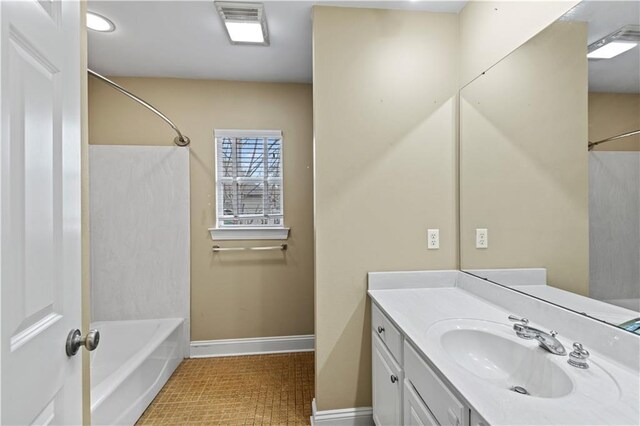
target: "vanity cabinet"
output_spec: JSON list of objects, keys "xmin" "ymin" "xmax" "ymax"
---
[
  {"xmin": 372, "ymin": 332, "xmax": 403, "ymax": 425},
  {"xmin": 404, "ymin": 342, "xmax": 469, "ymax": 426},
  {"xmin": 372, "ymin": 303, "xmax": 404, "ymax": 425},
  {"xmin": 372, "ymin": 301, "xmax": 403, "ymax": 360},
  {"xmin": 403, "ymin": 379, "xmax": 439, "ymax": 426},
  {"xmin": 372, "ymin": 302, "xmax": 477, "ymax": 426},
  {"xmin": 470, "ymin": 411, "xmax": 488, "ymax": 426}
]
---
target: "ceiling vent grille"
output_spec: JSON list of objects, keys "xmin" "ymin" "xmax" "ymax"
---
[
  {"xmin": 612, "ymin": 25, "xmax": 640, "ymax": 42},
  {"xmin": 588, "ymin": 24, "xmax": 640, "ymax": 54},
  {"xmin": 215, "ymin": 2, "xmax": 269, "ymax": 45},
  {"xmin": 216, "ymin": 3, "xmax": 262, "ymax": 22}
]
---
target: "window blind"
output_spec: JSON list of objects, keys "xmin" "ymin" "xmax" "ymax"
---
[{"xmin": 215, "ymin": 131, "xmax": 283, "ymax": 228}]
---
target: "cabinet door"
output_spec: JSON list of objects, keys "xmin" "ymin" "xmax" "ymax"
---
[
  {"xmin": 471, "ymin": 410, "xmax": 489, "ymax": 426},
  {"xmin": 405, "ymin": 342, "xmax": 468, "ymax": 426},
  {"xmin": 404, "ymin": 380, "xmax": 439, "ymax": 426},
  {"xmin": 372, "ymin": 332, "xmax": 403, "ymax": 426}
]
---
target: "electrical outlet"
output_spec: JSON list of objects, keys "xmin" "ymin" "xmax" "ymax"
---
[
  {"xmin": 427, "ymin": 229, "xmax": 440, "ymax": 249},
  {"xmin": 476, "ymin": 228, "xmax": 488, "ymax": 249}
]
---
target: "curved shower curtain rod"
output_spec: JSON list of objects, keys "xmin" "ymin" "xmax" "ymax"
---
[
  {"xmin": 588, "ymin": 129, "xmax": 640, "ymax": 151},
  {"xmin": 88, "ymin": 69, "xmax": 190, "ymax": 147}
]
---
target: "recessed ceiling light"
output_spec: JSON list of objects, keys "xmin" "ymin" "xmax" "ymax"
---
[
  {"xmin": 587, "ymin": 41, "xmax": 637, "ymax": 59},
  {"xmin": 225, "ymin": 22, "xmax": 264, "ymax": 43},
  {"xmin": 215, "ymin": 2, "xmax": 269, "ymax": 46},
  {"xmin": 587, "ymin": 24, "xmax": 639, "ymax": 59},
  {"xmin": 87, "ymin": 12, "xmax": 115, "ymax": 32}
]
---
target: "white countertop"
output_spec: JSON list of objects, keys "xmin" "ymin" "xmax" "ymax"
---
[{"xmin": 368, "ymin": 286, "xmax": 640, "ymax": 425}]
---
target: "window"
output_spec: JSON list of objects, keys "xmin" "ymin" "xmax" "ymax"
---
[{"xmin": 214, "ymin": 130, "xmax": 283, "ymax": 229}]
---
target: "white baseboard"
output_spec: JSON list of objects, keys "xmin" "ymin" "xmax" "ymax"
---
[
  {"xmin": 311, "ymin": 399, "xmax": 374, "ymax": 426},
  {"xmin": 190, "ymin": 334, "xmax": 314, "ymax": 358}
]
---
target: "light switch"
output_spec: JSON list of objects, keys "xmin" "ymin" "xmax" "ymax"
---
[
  {"xmin": 428, "ymin": 229, "xmax": 440, "ymax": 249},
  {"xmin": 476, "ymin": 228, "xmax": 488, "ymax": 249}
]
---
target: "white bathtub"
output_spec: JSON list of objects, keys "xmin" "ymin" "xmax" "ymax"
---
[{"xmin": 90, "ymin": 318, "xmax": 184, "ymax": 425}]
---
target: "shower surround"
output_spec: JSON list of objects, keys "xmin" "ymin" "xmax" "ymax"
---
[
  {"xmin": 89, "ymin": 145, "xmax": 190, "ymax": 424},
  {"xmin": 589, "ymin": 151, "xmax": 640, "ymax": 311}
]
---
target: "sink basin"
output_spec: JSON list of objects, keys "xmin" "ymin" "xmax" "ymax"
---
[
  {"xmin": 428, "ymin": 320, "xmax": 574, "ymax": 398},
  {"xmin": 425, "ymin": 319, "xmax": 623, "ymax": 405},
  {"xmin": 438, "ymin": 325, "xmax": 574, "ymax": 398}
]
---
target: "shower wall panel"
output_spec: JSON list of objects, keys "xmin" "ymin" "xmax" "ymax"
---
[
  {"xmin": 89, "ymin": 146, "xmax": 190, "ymax": 334},
  {"xmin": 589, "ymin": 152, "xmax": 640, "ymax": 307}
]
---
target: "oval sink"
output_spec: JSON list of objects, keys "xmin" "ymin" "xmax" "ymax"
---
[
  {"xmin": 439, "ymin": 327, "xmax": 574, "ymax": 398},
  {"xmin": 425, "ymin": 318, "xmax": 623, "ymax": 409}
]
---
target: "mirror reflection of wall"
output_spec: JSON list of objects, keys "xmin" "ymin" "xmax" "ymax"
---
[{"xmin": 460, "ymin": 0, "xmax": 640, "ymax": 333}]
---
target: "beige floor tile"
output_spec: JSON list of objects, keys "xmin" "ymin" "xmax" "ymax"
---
[{"xmin": 136, "ymin": 352, "xmax": 314, "ymax": 426}]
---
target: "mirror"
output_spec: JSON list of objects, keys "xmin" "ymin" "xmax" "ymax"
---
[{"xmin": 460, "ymin": 0, "xmax": 639, "ymax": 334}]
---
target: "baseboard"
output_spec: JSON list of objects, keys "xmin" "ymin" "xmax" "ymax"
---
[
  {"xmin": 311, "ymin": 399, "xmax": 374, "ymax": 426},
  {"xmin": 190, "ymin": 334, "xmax": 314, "ymax": 358}
]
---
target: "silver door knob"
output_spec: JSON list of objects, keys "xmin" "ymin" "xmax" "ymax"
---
[{"xmin": 66, "ymin": 329, "xmax": 100, "ymax": 357}]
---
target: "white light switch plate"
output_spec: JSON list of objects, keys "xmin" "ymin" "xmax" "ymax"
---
[
  {"xmin": 427, "ymin": 229, "xmax": 439, "ymax": 249},
  {"xmin": 476, "ymin": 228, "xmax": 488, "ymax": 249}
]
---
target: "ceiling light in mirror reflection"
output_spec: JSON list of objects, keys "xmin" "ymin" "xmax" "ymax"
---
[
  {"xmin": 87, "ymin": 12, "xmax": 115, "ymax": 32},
  {"xmin": 225, "ymin": 22, "xmax": 264, "ymax": 43},
  {"xmin": 587, "ymin": 41, "xmax": 637, "ymax": 59}
]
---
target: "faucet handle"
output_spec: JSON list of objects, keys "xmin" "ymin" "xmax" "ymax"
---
[
  {"xmin": 568, "ymin": 342, "xmax": 590, "ymax": 369},
  {"xmin": 572, "ymin": 342, "xmax": 589, "ymax": 357},
  {"xmin": 508, "ymin": 315, "xmax": 529, "ymax": 324}
]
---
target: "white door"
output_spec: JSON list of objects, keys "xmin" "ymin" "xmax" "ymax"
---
[{"xmin": 0, "ymin": 0, "xmax": 83, "ymax": 424}]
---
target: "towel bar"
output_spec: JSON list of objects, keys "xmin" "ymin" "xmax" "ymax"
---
[{"xmin": 212, "ymin": 244, "xmax": 287, "ymax": 253}]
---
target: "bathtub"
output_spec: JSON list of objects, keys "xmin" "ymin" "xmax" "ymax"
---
[{"xmin": 90, "ymin": 318, "xmax": 184, "ymax": 425}]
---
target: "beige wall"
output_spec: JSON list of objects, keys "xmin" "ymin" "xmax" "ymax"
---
[
  {"xmin": 88, "ymin": 78, "xmax": 314, "ymax": 340},
  {"xmin": 589, "ymin": 93, "xmax": 640, "ymax": 151},
  {"xmin": 459, "ymin": 0, "xmax": 580, "ymax": 87},
  {"xmin": 460, "ymin": 21, "xmax": 589, "ymax": 295},
  {"xmin": 313, "ymin": 6, "xmax": 459, "ymax": 410}
]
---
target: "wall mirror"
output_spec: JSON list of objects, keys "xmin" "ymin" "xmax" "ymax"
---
[{"xmin": 460, "ymin": 0, "xmax": 639, "ymax": 334}]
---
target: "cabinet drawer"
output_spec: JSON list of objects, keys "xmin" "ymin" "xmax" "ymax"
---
[
  {"xmin": 372, "ymin": 333, "xmax": 403, "ymax": 426},
  {"xmin": 372, "ymin": 303, "xmax": 403, "ymax": 362},
  {"xmin": 404, "ymin": 342, "xmax": 468, "ymax": 426},
  {"xmin": 404, "ymin": 379, "xmax": 439, "ymax": 426}
]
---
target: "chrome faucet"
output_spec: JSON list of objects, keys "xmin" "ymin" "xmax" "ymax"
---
[{"xmin": 508, "ymin": 315, "xmax": 567, "ymax": 356}]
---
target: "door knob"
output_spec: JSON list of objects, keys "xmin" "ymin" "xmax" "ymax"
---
[{"xmin": 66, "ymin": 329, "xmax": 100, "ymax": 356}]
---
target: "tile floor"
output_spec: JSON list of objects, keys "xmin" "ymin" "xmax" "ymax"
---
[{"xmin": 136, "ymin": 352, "xmax": 314, "ymax": 425}]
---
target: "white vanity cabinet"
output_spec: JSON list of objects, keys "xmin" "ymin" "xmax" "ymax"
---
[
  {"xmin": 369, "ymin": 270, "xmax": 640, "ymax": 426},
  {"xmin": 372, "ymin": 304, "xmax": 404, "ymax": 425},
  {"xmin": 404, "ymin": 342, "xmax": 469, "ymax": 426},
  {"xmin": 403, "ymin": 379, "xmax": 439, "ymax": 426},
  {"xmin": 372, "ymin": 332, "xmax": 403, "ymax": 425},
  {"xmin": 372, "ymin": 302, "xmax": 480, "ymax": 426}
]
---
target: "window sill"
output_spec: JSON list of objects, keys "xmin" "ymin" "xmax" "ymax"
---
[{"xmin": 208, "ymin": 227, "xmax": 290, "ymax": 241}]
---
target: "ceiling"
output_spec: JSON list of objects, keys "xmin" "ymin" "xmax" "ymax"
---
[
  {"xmin": 87, "ymin": 1, "xmax": 467, "ymax": 83},
  {"xmin": 563, "ymin": 0, "xmax": 640, "ymax": 93},
  {"xmin": 88, "ymin": 1, "xmax": 639, "ymax": 92}
]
